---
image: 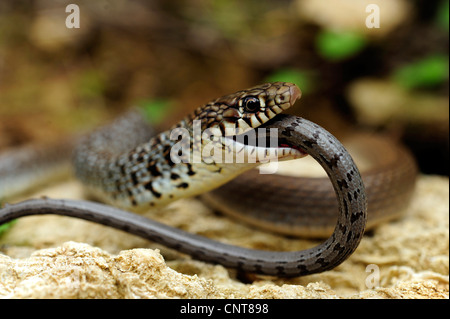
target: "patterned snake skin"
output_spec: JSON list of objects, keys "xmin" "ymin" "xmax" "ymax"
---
[{"xmin": 0, "ymin": 82, "xmax": 417, "ymax": 276}]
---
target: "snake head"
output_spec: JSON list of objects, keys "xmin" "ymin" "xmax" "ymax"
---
[
  {"xmin": 196, "ymin": 82, "xmax": 301, "ymax": 135},
  {"xmin": 189, "ymin": 82, "xmax": 304, "ymax": 164}
]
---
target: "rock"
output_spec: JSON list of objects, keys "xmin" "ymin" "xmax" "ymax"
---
[{"xmin": 0, "ymin": 175, "xmax": 448, "ymax": 298}]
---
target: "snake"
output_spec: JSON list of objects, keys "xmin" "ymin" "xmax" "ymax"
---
[{"xmin": 0, "ymin": 82, "xmax": 417, "ymax": 277}]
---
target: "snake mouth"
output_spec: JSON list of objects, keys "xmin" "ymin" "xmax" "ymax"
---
[
  {"xmin": 228, "ymin": 131, "xmax": 298, "ymax": 149},
  {"xmin": 222, "ymin": 115, "xmax": 307, "ymax": 162},
  {"xmin": 217, "ymin": 83, "xmax": 303, "ymax": 162},
  {"xmin": 257, "ymin": 114, "xmax": 305, "ymax": 152}
]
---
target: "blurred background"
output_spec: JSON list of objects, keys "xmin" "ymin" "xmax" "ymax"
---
[{"xmin": 0, "ymin": 0, "xmax": 448, "ymax": 175}]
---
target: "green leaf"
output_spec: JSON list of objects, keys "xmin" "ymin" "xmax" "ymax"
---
[
  {"xmin": 0, "ymin": 219, "xmax": 16, "ymax": 237},
  {"xmin": 265, "ymin": 69, "xmax": 315, "ymax": 94},
  {"xmin": 316, "ymin": 30, "xmax": 367, "ymax": 61},
  {"xmin": 436, "ymin": 0, "xmax": 449, "ymax": 32},
  {"xmin": 77, "ymin": 70, "xmax": 106, "ymax": 98},
  {"xmin": 137, "ymin": 99, "xmax": 173, "ymax": 124},
  {"xmin": 392, "ymin": 55, "xmax": 449, "ymax": 89}
]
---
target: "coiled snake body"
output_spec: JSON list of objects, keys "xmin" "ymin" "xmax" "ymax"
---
[{"xmin": 0, "ymin": 82, "xmax": 417, "ymax": 277}]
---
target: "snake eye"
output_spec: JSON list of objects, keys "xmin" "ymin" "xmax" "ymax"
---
[{"xmin": 242, "ymin": 96, "xmax": 260, "ymax": 112}]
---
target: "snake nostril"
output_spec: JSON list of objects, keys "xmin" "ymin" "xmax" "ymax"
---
[{"xmin": 289, "ymin": 86, "xmax": 301, "ymax": 105}]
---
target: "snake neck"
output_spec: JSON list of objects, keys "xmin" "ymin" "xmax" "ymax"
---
[
  {"xmin": 73, "ymin": 112, "xmax": 260, "ymax": 211},
  {"xmin": 73, "ymin": 82, "xmax": 303, "ymax": 211}
]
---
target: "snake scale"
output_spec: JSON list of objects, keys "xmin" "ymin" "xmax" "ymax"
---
[{"xmin": 0, "ymin": 82, "xmax": 417, "ymax": 277}]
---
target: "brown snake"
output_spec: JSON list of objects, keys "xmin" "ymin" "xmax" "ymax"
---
[{"xmin": 0, "ymin": 82, "xmax": 417, "ymax": 277}]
